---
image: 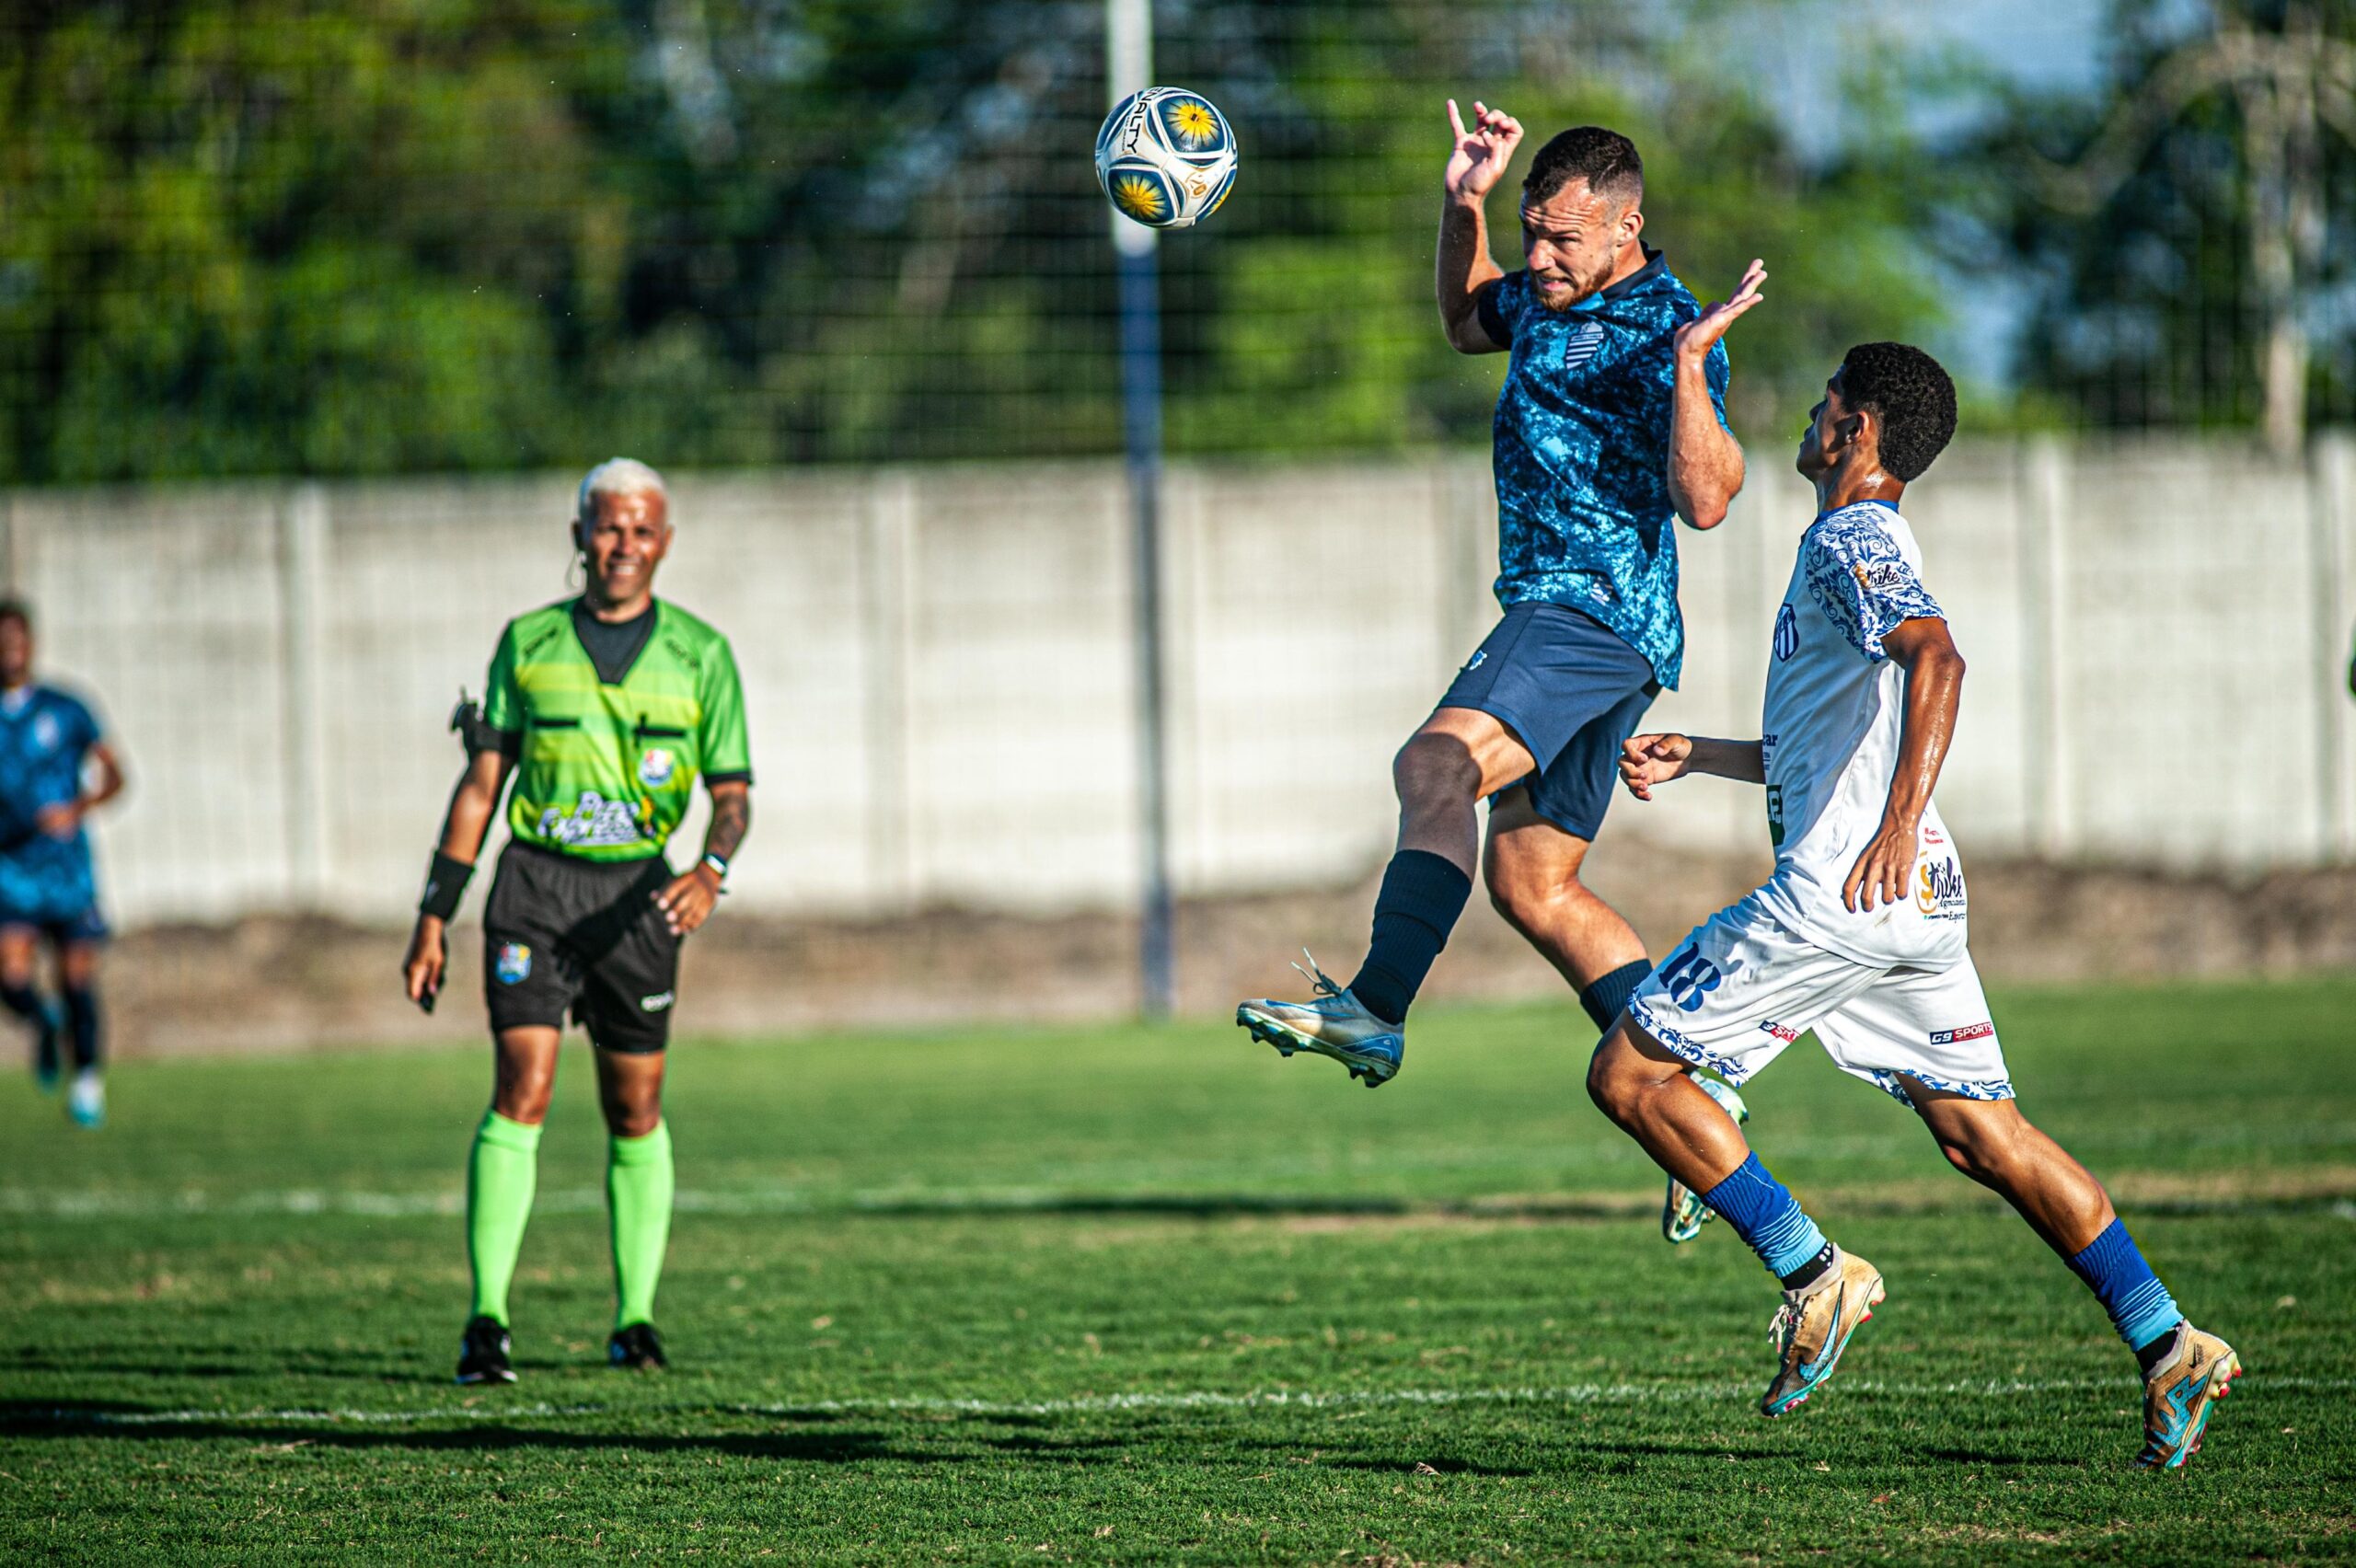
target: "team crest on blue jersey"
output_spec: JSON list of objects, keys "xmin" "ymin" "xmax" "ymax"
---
[
  {"xmin": 1560, "ymin": 320, "xmax": 1607, "ymax": 372},
  {"xmin": 31, "ymin": 710, "xmax": 59, "ymax": 753},
  {"xmin": 638, "ymin": 747, "xmax": 676, "ymax": 788},
  {"xmin": 1773, "ymin": 605, "xmax": 1798, "ymax": 662},
  {"xmin": 494, "ymin": 942, "xmax": 533, "ymax": 985}
]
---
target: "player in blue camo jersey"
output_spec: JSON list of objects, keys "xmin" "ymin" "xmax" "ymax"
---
[
  {"xmin": 1240, "ymin": 108, "xmax": 1762, "ymax": 1105},
  {"xmin": 0, "ymin": 600, "xmax": 126, "ymax": 1129}
]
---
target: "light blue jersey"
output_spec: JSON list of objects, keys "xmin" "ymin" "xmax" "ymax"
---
[
  {"xmin": 0, "ymin": 684, "xmax": 103, "ymax": 923},
  {"xmin": 1476, "ymin": 248, "xmax": 1730, "ymax": 689}
]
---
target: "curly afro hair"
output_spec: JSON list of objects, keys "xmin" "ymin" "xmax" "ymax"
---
[
  {"xmin": 1838, "ymin": 342, "xmax": 1957, "ymax": 482},
  {"xmin": 1523, "ymin": 126, "xmax": 1643, "ymax": 210}
]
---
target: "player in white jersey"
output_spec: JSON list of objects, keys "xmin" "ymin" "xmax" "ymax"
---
[{"xmin": 1587, "ymin": 342, "xmax": 2238, "ymax": 1467}]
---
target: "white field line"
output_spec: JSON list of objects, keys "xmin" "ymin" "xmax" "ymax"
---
[
  {"xmin": 14, "ymin": 1376, "xmax": 2356, "ymax": 1430},
  {"xmin": 6, "ymin": 1187, "xmax": 2355, "ymax": 1222}
]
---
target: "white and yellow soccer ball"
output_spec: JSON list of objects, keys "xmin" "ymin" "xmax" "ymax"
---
[{"xmin": 1094, "ymin": 87, "xmax": 1237, "ymax": 230}]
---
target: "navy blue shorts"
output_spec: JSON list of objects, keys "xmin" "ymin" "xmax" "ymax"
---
[
  {"xmin": 1438, "ymin": 603, "xmax": 1659, "ymax": 840},
  {"xmin": 0, "ymin": 905, "xmax": 108, "ymax": 946}
]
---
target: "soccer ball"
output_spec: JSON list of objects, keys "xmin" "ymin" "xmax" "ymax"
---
[{"xmin": 1094, "ymin": 87, "xmax": 1238, "ymax": 230}]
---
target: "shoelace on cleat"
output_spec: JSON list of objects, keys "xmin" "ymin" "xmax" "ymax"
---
[{"xmin": 1290, "ymin": 950, "xmax": 1346, "ymax": 999}]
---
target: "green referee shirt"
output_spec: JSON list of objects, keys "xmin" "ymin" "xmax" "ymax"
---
[{"xmin": 480, "ymin": 598, "xmax": 752, "ymax": 862}]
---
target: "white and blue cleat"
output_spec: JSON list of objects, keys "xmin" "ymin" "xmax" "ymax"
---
[
  {"xmin": 1236, "ymin": 952, "xmax": 1403, "ymax": 1088},
  {"xmin": 67, "ymin": 1069, "xmax": 105, "ymax": 1130},
  {"xmin": 1663, "ymin": 1074, "xmax": 1750, "ymax": 1243}
]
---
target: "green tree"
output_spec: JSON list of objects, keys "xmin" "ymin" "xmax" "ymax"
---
[{"xmin": 1975, "ymin": 0, "xmax": 2356, "ymax": 448}]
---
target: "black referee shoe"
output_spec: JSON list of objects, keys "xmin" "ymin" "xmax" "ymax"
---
[
  {"xmin": 455, "ymin": 1315, "xmax": 517, "ymax": 1385},
  {"xmin": 607, "ymin": 1322, "xmax": 668, "ymax": 1371}
]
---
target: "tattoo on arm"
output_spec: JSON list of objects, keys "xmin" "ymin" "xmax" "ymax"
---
[{"xmin": 703, "ymin": 784, "xmax": 751, "ymax": 865}]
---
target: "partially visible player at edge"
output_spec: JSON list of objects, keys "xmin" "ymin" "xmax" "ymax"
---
[
  {"xmin": 402, "ymin": 459, "xmax": 753, "ymax": 1386},
  {"xmin": 1238, "ymin": 108, "xmax": 1760, "ymax": 1113},
  {"xmin": 0, "ymin": 600, "xmax": 126, "ymax": 1129},
  {"xmin": 1596, "ymin": 342, "xmax": 2238, "ymax": 1466}
]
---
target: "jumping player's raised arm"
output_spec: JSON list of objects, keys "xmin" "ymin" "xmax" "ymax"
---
[
  {"xmin": 1436, "ymin": 98, "xmax": 1521, "ymax": 354},
  {"xmin": 1666, "ymin": 260, "xmax": 1764, "ymax": 530},
  {"xmin": 1842, "ymin": 615, "xmax": 1965, "ymax": 914}
]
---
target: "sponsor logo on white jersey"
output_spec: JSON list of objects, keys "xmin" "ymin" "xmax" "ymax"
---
[
  {"xmin": 1916, "ymin": 856, "xmax": 1968, "ymax": 921},
  {"xmin": 1929, "ymin": 1021, "xmax": 1994, "ymax": 1045}
]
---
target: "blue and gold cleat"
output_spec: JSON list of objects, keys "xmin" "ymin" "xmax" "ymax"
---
[
  {"xmin": 1664, "ymin": 1075, "xmax": 1750, "ymax": 1243},
  {"xmin": 1236, "ymin": 952, "xmax": 1403, "ymax": 1088},
  {"xmin": 2136, "ymin": 1323, "xmax": 2240, "ymax": 1470},
  {"xmin": 1761, "ymin": 1247, "xmax": 1883, "ymax": 1417}
]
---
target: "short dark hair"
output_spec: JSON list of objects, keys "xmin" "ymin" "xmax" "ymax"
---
[
  {"xmin": 1523, "ymin": 126, "xmax": 1643, "ymax": 210},
  {"xmin": 1838, "ymin": 342, "xmax": 1958, "ymax": 482},
  {"xmin": 0, "ymin": 598, "xmax": 29, "ymax": 632}
]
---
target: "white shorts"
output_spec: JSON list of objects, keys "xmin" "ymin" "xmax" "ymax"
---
[{"xmin": 1624, "ymin": 893, "xmax": 2014, "ymax": 1109}]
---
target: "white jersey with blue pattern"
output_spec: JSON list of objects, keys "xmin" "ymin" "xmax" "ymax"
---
[{"xmin": 1753, "ymin": 500, "xmax": 1968, "ymax": 969}]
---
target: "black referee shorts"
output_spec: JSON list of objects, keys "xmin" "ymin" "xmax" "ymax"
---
[{"xmin": 481, "ymin": 843, "xmax": 681, "ymax": 1054}]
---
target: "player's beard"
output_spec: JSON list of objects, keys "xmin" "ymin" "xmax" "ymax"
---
[{"xmin": 1531, "ymin": 254, "xmax": 1616, "ymax": 312}]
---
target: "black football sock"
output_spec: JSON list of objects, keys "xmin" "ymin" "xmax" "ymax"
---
[
  {"xmin": 62, "ymin": 986, "xmax": 100, "ymax": 1073},
  {"xmin": 0, "ymin": 980, "xmax": 41, "ymax": 1025},
  {"xmin": 1578, "ymin": 959, "xmax": 1653, "ymax": 1032},
  {"xmin": 1346, "ymin": 850, "xmax": 1472, "ymax": 1026}
]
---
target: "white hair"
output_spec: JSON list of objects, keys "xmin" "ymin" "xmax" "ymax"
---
[{"xmin": 576, "ymin": 457, "xmax": 669, "ymax": 529}]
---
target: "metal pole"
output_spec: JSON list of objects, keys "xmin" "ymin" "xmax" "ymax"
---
[{"xmin": 1108, "ymin": 0, "xmax": 1173, "ymax": 1018}]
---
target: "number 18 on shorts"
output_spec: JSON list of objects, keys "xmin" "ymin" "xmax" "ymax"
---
[{"xmin": 1625, "ymin": 893, "xmax": 2015, "ymax": 1111}]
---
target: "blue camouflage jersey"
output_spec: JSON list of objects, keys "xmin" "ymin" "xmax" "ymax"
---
[
  {"xmin": 0, "ymin": 685, "xmax": 104, "ymax": 922},
  {"xmin": 1475, "ymin": 248, "xmax": 1730, "ymax": 689}
]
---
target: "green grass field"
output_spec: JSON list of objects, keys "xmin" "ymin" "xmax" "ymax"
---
[{"xmin": 4, "ymin": 976, "xmax": 2353, "ymax": 1564}]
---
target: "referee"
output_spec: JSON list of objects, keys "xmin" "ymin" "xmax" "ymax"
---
[{"xmin": 402, "ymin": 458, "xmax": 753, "ymax": 1385}]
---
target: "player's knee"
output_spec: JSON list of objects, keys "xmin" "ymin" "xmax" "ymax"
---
[
  {"xmin": 1931, "ymin": 1113, "xmax": 2027, "ymax": 1183},
  {"xmin": 1484, "ymin": 851, "xmax": 1585, "ymax": 929},
  {"xmin": 1392, "ymin": 732, "xmax": 1479, "ymax": 808},
  {"xmin": 600, "ymin": 1084, "xmax": 663, "ymax": 1138},
  {"xmin": 605, "ymin": 1103, "xmax": 662, "ymax": 1139},
  {"xmin": 58, "ymin": 946, "xmax": 99, "ymax": 989},
  {"xmin": 491, "ymin": 1063, "xmax": 557, "ymax": 1125},
  {"xmin": 1585, "ymin": 1035, "xmax": 1645, "ymax": 1123}
]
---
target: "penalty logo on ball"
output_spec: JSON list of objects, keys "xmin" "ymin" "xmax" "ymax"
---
[{"xmin": 1095, "ymin": 87, "xmax": 1238, "ymax": 231}]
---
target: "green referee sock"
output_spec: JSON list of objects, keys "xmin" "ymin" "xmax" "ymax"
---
[
  {"xmin": 607, "ymin": 1121, "xmax": 675, "ymax": 1330},
  {"xmin": 467, "ymin": 1111, "xmax": 543, "ymax": 1326}
]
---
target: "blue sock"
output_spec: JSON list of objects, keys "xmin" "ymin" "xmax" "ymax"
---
[
  {"xmin": 2065, "ymin": 1217, "xmax": 2181, "ymax": 1358},
  {"xmin": 1700, "ymin": 1154, "xmax": 1833, "ymax": 1287},
  {"xmin": 1579, "ymin": 960, "xmax": 1652, "ymax": 1032},
  {"xmin": 1347, "ymin": 850, "xmax": 1471, "ymax": 1026}
]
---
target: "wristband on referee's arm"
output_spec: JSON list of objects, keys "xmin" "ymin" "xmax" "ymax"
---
[
  {"xmin": 419, "ymin": 850, "xmax": 474, "ymax": 922},
  {"xmin": 700, "ymin": 851, "xmax": 730, "ymax": 891}
]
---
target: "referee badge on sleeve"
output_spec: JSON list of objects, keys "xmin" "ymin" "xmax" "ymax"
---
[{"xmin": 494, "ymin": 942, "xmax": 533, "ymax": 985}]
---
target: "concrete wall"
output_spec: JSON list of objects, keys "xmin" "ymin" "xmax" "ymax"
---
[{"xmin": 11, "ymin": 436, "xmax": 2355, "ymax": 929}]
